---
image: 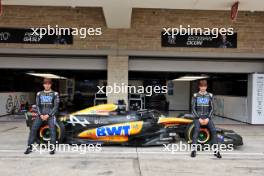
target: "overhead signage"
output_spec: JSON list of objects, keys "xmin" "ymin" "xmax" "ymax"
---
[
  {"xmin": 162, "ymin": 32, "xmax": 237, "ymax": 48},
  {"xmin": 0, "ymin": 27, "xmax": 73, "ymax": 44}
]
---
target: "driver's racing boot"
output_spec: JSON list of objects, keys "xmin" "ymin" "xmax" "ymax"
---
[
  {"xmin": 191, "ymin": 150, "xmax": 196, "ymax": 158},
  {"xmin": 214, "ymin": 151, "xmax": 222, "ymax": 159},
  {"xmin": 49, "ymin": 147, "xmax": 56, "ymax": 155},
  {"xmin": 49, "ymin": 149, "xmax": 55, "ymax": 155},
  {"xmin": 24, "ymin": 145, "xmax": 32, "ymax": 155}
]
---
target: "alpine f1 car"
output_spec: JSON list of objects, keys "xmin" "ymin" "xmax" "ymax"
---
[{"xmin": 25, "ymin": 103, "xmax": 243, "ymax": 147}]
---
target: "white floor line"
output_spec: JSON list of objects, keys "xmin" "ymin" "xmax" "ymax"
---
[{"xmin": 0, "ymin": 149, "xmax": 264, "ymax": 156}]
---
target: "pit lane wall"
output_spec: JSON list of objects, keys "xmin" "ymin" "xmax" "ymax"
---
[
  {"xmin": 0, "ymin": 92, "xmax": 35, "ymax": 116},
  {"xmin": 214, "ymin": 95, "xmax": 248, "ymax": 123}
]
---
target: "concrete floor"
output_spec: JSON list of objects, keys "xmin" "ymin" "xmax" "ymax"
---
[{"xmin": 0, "ymin": 117, "xmax": 264, "ymax": 176}]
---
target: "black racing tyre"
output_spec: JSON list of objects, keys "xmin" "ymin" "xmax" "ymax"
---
[
  {"xmin": 184, "ymin": 122, "xmax": 211, "ymax": 145},
  {"xmin": 36, "ymin": 120, "xmax": 65, "ymax": 144}
]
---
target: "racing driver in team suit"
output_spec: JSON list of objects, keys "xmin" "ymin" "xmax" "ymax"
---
[
  {"xmin": 190, "ymin": 80, "xmax": 221, "ymax": 158},
  {"xmin": 24, "ymin": 78, "xmax": 59, "ymax": 155}
]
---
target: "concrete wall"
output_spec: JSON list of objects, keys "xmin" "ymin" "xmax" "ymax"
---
[
  {"xmin": 107, "ymin": 55, "xmax": 129, "ymax": 105},
  {"xmin": 0, "ymin": 92, "xmax": 35, "ymax": 116}
]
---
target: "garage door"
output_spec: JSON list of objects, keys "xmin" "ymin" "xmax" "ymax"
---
[
  {"xmin": 129, "ymin": 57, "xmax": 264, "ymax": 73},
  {"xmin": 0, "ymin": 55, "xmax": 107, "ymax": 70}
]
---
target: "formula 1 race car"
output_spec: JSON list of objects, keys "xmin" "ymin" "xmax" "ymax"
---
[{"xmin": 25, "ymin": 103, "xmax": 243, "ymax": 147}]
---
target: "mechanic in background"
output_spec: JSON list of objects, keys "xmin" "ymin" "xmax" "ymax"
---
[
  {"xmin": 190, "ymin": 79, "xmax": 221, "ymax": 158},
  {"xmin": 24, "ymin": 78, "xmax": 59, "ymax": 155}
]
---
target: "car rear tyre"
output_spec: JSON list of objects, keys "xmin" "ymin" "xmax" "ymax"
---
[
  {"xmin": 36, "ymin": 120, "xmax": 65, "ymax": 144},
  {"xmin": 185, "ymin": 122, "xmax": 211, "ymax": 145}
]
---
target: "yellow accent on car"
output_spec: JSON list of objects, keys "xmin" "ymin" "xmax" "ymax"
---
[
  {"xmin": 72, "ymin": 104, "xmax": 118, "ymax": 115},
  {"xmin": 158, "ymin": 117, "xmax": 193, "ymax": 125}
]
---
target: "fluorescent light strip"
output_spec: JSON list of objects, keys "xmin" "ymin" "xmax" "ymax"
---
[
  {"xmin": 173, "ymin": 76, "xmax": 208, "ymax": 81},
  {"xmin": 27, "ymin": 73, "xmax": 67, "ymax": 79}
]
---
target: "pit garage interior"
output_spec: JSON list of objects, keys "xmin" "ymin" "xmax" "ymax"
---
[
  {"xmin": 0, "ymin": 54, "xmax": 108, "ymax": 116},
  {"xmin": 128, "ymin": 56, "xmax": 264, "ymax": 124},
  {"xmin": 1, "ymin": 54, "xmax": 263, "ymax": 124}
]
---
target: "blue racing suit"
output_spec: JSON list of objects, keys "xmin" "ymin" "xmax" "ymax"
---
[
  {"xmin": 27, "ymin": 91, "xmax": 59, "ymax": 146},
  {"xmin": 191, "ymin": 92, "xmax": 218, "ymax": 146}
]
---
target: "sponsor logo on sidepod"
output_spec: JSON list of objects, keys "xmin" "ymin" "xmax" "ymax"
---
[{"xmin": 96, "ymin": 125, "xmax": 131, "ymax": 137}]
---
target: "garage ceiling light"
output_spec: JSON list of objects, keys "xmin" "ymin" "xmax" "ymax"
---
[
  {"xmin": 27, "ymin": 73, "xmax": 67, "ymax": 79},
  {"xmin": 173, "ymin": 76, "xmax": 208, "ymax": 81}
]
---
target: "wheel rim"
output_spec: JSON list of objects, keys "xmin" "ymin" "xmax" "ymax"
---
[
  {"xmin": 197, "ymin": 128, "xmax": 210, "ymax": 144},
  {"xmin": 39, "ymin": 124, "xmax": 61, "ymax": 143},
  {"xmin": 39, "ymin": 125, "xmax": 51, "ymax": 141}
]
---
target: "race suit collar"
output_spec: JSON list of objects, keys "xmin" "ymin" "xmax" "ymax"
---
[
  {"xmin": 198, "ymin": 91, "xmax": 208, "ymax": 95},
  {"xmin": 44, "ymin": 89, "xmax": 53, "ymax": 93}
]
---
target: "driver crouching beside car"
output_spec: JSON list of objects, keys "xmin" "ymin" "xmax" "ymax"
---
[{"xmin": 190, "ymin": 79, "xmax": 222, "ymax": 158}]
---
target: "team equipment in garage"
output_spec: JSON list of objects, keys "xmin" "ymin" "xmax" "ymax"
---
[{"xmin": 25, "ymin": 103, "xmax": 243, "ymax": 147}]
